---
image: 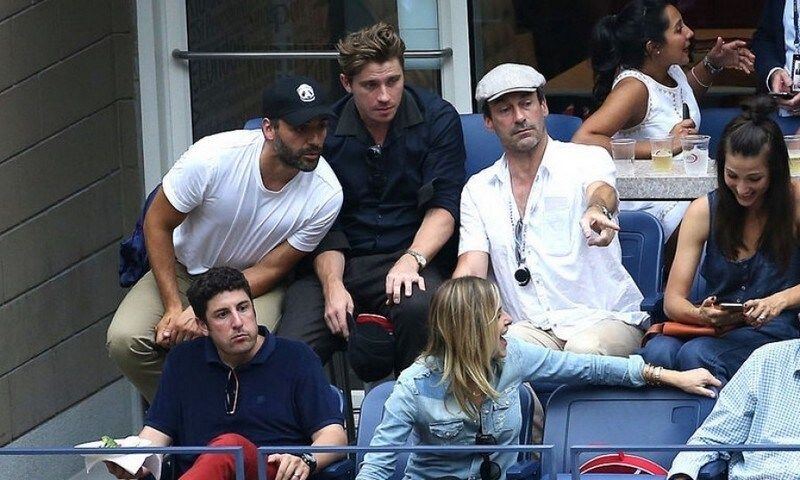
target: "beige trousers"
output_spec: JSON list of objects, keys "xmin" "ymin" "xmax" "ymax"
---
[
  {"xmin": 507, "ymin": 318, "xmax": 644, "ymax": 356},
  {"xmin": 106, "ymin": 264, "xmax": 283, "ymax": 402}
]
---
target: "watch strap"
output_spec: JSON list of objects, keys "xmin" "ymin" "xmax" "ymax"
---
[
  {"xmin": 590, "ymin": 203, "xmax": 614, "ymax": 220},
  {"xmin": 405, "ymin": 248, "xmax": 427, "ymax": 269},
  {"xmin": 299, "ymin": 453, "xmax": 317, "ymax": 473}
]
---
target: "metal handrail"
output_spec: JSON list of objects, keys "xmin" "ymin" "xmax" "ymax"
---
[
  {"xmin": 256, "ymin": 444, "xmax": 555, "ymax": 480},
  {"xmin": 568, "ymin": 443, "xmax": 800, "ymax": 480},
  {"xmin": 172, "ymin": 48, "xmax": 452, "ymax": 61},
  {"xmin": 0, "ymin": 446, "xmax": 247, "ymax": 480}
]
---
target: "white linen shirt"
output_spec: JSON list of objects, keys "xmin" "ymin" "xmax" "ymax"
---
[{"xmin": 459, "ymin": 137, "xmax": 647, "ymax": 340}]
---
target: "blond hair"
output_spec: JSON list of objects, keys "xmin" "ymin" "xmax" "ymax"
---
[
  {"xmin": 336, "ymin": 22, "xmax": 405, "ymax": 78},
  {"xmin": 423, "ymin": 277, "xmax": 501, "ymax": 419}
]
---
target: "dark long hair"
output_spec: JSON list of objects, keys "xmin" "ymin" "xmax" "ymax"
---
[
  {"xmin": 589, "ymin": 0, "xmax": 672, "ymax": 107},
  {"xmin": 715, "ymin": 96, "xmax": 797, "ymax": 267}
]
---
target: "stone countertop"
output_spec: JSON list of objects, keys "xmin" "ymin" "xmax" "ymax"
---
[{"xmin": 616, "ymin": 159, "xmax": 717, "ymax": 200}]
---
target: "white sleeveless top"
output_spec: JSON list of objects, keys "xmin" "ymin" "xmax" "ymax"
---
[
  {"xmin": 611, "ymin": 65, "xmax": 699, "ymax": 240},
  {"xmin": 612, "ymin": 65, "xmax": 701, "ymax": 139}
]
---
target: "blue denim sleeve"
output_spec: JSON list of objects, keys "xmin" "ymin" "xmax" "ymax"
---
[
  {"xmin": 508, "ymin": 337, "xmax": 646, "ymax": 386},
  {"xmin": 356, "ymin": 379, "xmax": 418, "ymax": 480}
]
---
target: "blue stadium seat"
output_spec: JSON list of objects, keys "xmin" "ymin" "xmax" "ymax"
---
[
  {"xmin": 698, "ymin": 108, "xmax": 738, "ymax": 158},
  {"xmin": 357, "ymin": 381, "xmax": 538, "ymax": 479},
  {"xmin": 700, "ymin": 107, "xmax": 800, "ymax": 159},
  {"xmin": 460, "ymin": 113, "xmax": 583, "ymax": 177},
  {"xmin": 541, "ymin": 385, "xmax": 720, "ymax": 478},
  {"xmin": 243, "ymin": 117, "xmax": 261, "ymax": 130},
  {"xmin": 618, "ymin": 210, "xmax": 665, "ymax": 314}
]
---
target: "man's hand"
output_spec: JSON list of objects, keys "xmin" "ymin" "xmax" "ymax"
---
[
  {"xmin": 323, "ymin": 281, "xmax": 354, "ymax": 338},
  {"xmin": 104, "ymin": 462, "xmax": 148, "ymax": 479},
  {"xmin": 155, "ymin": 305, "xmax": 207, "ymax": 348},
  {"xmin": 385, "ymin": 254, "xmax": 425, "ymax": 305},
  {"xmin": 268, "ymin": 453, "xmax": 311, "ymax": 480},
  {"xmin": 579, "ymin": 206, "xmax": 619, "ymax": 247},
  {"xmin": 769, "ymin": 69, "xmax": 800, "ymax": 111}
]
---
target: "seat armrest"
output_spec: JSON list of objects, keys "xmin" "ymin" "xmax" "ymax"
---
[
  {"xmin": 696, "ymin": 459, "xmax": 728, "ymax": 480},
  {"xmin": 506, "ymin": 459, "xmax": 539, "ymax": 480},
  {"xmin": 641, "ymin": 293, "xmax": 665, "ymax": 320},
  {"xmin": 313, "ymin": 458, "xmax": 355, "ymax": 480}
]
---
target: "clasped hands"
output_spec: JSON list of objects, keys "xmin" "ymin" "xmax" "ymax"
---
[{"xmin": 154, "ymin": 305, "xmax": 207, "ymax": 349}]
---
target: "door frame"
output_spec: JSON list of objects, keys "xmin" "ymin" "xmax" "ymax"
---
[{"xmin": 135, "ymin": 0, "xmax": 473, "ymax": 190}]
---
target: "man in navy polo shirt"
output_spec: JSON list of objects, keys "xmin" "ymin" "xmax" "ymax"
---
[{"xmin": 105, "ymin": 267, "xmax": 346, "ymax": 480}]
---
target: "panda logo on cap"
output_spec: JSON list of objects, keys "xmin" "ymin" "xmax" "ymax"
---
[{"xmin": 297, "ymin": 84, "xmax": 316, "ymax": 102}]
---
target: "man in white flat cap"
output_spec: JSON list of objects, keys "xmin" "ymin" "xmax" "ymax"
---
[{"xmin": 454, "ymin": 63, "xmax": 647, "ymax": 356}]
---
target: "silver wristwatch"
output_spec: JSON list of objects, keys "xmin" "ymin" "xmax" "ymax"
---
[
  {"xmin": 405, "ymin": 248, "xmax": 427, "ymax": 270},
  {"xmin": 591, "ymin": 203, "xmax": 614, "ymax": 220}
]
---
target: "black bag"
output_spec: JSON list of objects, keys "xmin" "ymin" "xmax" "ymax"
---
[{"xmin": 118, "ymin": 185, "xmax": 160, "ymax": 287}]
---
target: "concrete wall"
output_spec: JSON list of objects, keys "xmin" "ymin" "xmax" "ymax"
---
[{"xmin": 0, "ymin": 0, "xmax": 141, "ymax": 447}]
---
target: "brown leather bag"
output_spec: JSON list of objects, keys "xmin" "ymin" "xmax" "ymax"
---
[{"xmin": 642, "ymin": 321, "xmax": 737, "ymax": 346}]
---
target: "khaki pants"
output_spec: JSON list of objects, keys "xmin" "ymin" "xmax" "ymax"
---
[
  {"xmin": 106, "ymin": 264, "xmax": 283, "ymax": 402},
  {"xmin": 507, "ymin": 319, "xmax": 644, "ymax": 356}
]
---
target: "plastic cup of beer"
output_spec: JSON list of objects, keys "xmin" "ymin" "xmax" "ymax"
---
[
  {"xmin": 611, "ymin": 138, "xmax": 636, "ymax": 175},
  {"xmin": 650, "ymin": 136, "xmax": 674, "ymax": 173},
  {"xmin": 785, "ymin": 135, "xmax": 800, "ymax": 175},
  {"xmin": 680, "ymin": 135, "xmax": 710, "ymax": 176}
]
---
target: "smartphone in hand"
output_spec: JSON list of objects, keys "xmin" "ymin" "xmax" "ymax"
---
[
  {"xmin": 718, "ymin": 302, "xmax": 744, "ymax": 312},
  {"xmin": 769, "ymin": 91, "xmax": 795, "ymax": 100}
]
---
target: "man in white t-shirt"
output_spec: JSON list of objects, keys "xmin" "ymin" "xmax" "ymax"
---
[
  {"xmin": 107, "ymin": 76, "xmax": 343, "ymax": 402},
  {"xmin": 454, "ymin": 64, "xmax": 646, "ymax": 356}
]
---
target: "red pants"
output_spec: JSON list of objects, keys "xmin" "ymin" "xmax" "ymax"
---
[{"xmin": 180, "ymin": 433, "xmax": 277, "ymax": 480}]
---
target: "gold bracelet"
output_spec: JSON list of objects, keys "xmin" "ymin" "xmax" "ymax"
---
[
  {"xmin": 643, "ymin": 364, "xmax": 653, "ymax": 384},
  {"xmin": 690, "ymin": 65, "xmax": 711, "ymax": 89},
  {"xmin": 643, "ymin": 363, "xmax": 663, "ymax": 386}
]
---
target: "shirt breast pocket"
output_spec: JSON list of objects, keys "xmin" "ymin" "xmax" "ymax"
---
[
  {"xmin": 428, "ymin": 419, "xmax": 467, "ymax": 444},
  {"xmin": 540, "ymin": 195, "xmax": 574, "ymax": 256},
  {"xmin": 492, "ymin": 386, "xmax": 519, "ymax": 433}
]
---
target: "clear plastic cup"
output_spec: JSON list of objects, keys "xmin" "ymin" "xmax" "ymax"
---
[
  {"xmin": 650, "ymin": 136, "xmax": 674, "ymax": 173},
  {"xmin": 611, "ymin": 138, "xmax": 636, "ymax": 175},
  {"xmin": 785, "ymin": 135, "xmax": 800, "ymax": 175},
  {"xmin": 681, "ymin": 135, "xmax": 710, "ymax": 176}
]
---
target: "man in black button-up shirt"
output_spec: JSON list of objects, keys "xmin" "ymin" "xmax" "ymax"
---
[{"xmin": 278, "ymin": 22, "xmax": 465, "ymax": 380}]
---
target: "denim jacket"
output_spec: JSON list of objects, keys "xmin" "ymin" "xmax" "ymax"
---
[{"xmin": 356, "ymin": 337, "xmax": 646, "ymax": 480}]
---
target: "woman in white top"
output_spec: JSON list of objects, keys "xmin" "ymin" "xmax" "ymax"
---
[{"xmin": 573, "ymin": 0, "xmax": 754, "ymax": 240}]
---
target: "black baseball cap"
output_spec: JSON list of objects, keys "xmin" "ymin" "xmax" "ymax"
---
[{"xmin": 261, "ymin": 75, "xmax": 335, "ymax": 127}]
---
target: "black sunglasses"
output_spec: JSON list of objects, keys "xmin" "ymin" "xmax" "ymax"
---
[
  {"xmin": 476, "ymin": 421, "xmax": 501, "ymax": 480},
  {"xmin": 225, "ymin": 368, "xmax": 239, "ymax": 415},
  {"xmin": 365, "ymin": 144, "xmax": 388, "ymax": 194},
  {"xmin": 513, "ymin": 219, "xmax": 531, "ymax": 286}
]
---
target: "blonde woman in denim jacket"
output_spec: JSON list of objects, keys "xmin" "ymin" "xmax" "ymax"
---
[{"xmin": 357, "ymin": 277, "xmax": 719, "ymax": 480}]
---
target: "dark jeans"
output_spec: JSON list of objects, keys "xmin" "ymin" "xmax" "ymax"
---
[
  {"xmin": 640, "ymin": 326, "xmax": 782, "ymax": 382},
  {"xmin": 278, "ymin": 250, "xmax": 445, "ymax": 374}
]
